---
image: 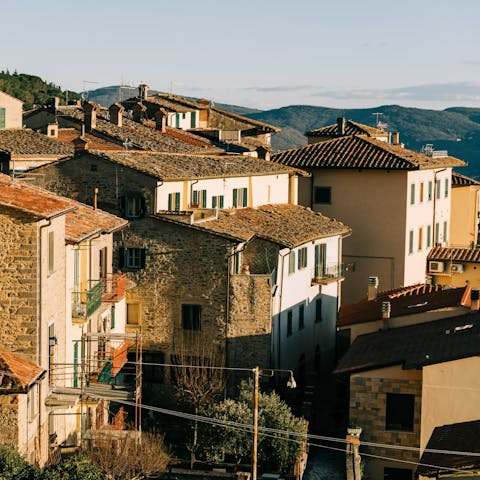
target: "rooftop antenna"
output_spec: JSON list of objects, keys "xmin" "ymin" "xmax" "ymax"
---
[
  {"xmin": 372, "ymin": 112, "xmax": 383, "ymax": 127},
  {"xmin": 123, "ymin": 137, "xmax": 134, "ymax": 150}
]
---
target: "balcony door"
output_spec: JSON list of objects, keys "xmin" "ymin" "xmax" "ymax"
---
[{"xmin": 314, "ymin": 244, "xmax": 327, "ymax": 278}]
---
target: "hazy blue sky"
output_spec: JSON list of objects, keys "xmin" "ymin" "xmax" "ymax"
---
[{"xmin": 2, "ymin": 0, "xmax": 480, "ymax": 110}]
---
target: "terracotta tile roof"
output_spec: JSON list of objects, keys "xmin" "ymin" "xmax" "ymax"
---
[
  {"xmin": 0, "ymin": 129, "xmax": 73, "ymax": 155},
  {"xmin": 56, "ymin": 128, "xmax": 123, "ymax": 151},
  {"xmin": 428, "ymin": 246, "xmax": 480, "ymax": 263},
  {"xmin": 92, "ymin": 151, "xmax": 305, "ymax": 181},
  {"xmin": 0, "ymin": 173, "xmax": 75, "ymax": 218},
  {"xmin": 0, "ymin": 346, "xmax": 44, "ymax": 390},
  {"xmin": 306, "ymin": 120, "xmax": 387, "ymax": 138},
  {"xmin": 159, "ymin": 204, "xmax": 351, "ymax": 248},
  {"xmin": 335, "ymin": 312, "xmax": 480, "ymax": 373},
  {"xmin": 452, "ymin": 171, "xmax": 480, "ymax": 186},
  {"xmin": 65, "ymin": 204, "xmax": 128, "ymax": 243},
  {"xmin": 338, "ymin": 284, "xmax": 470, "ymax": 327},
  {"xmin": 417, "ymin": 420, "xmax": 480, "ymax": 477},
  {"xmin": 271, "ymin": 135, "xmax": 465, "ymax": 170}
]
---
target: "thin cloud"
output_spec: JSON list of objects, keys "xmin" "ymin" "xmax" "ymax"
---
[{"xmin": 244, "ymin": 85, "xmax": 320, "ymax": 93}]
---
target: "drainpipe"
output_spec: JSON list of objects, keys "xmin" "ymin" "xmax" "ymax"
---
[{"xmin": 190, "ymin": 179, "xmax": 199, "ymax": 207}]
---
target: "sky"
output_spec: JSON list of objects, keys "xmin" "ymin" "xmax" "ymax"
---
[{"xmin": 2, "ymin": 0, "xmax": 480, "ymax": 111}]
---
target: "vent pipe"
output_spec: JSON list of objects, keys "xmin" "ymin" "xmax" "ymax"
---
[
  {"xmin": 381, "ymin": 301, "xmax": 391, "ymax": 330},
  {"xmin": 93, "ymin": 187, "xmax": 99, "ymax": 210},
  {"xmin": 367, "ymin": 276, "xmax": 379, "ymax": 301},
  {"xmin": 337, "ymin": 117, "xmax": 346, "ymax": 136}
]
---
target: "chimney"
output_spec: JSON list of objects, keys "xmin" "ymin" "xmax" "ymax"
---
[
  {"xmin": 109, "ymin": 103, "xmax": 125, "ymax": 127},
  {"xmin": 138, "ymin": 83, "xmax": 149, "ymax": 100},
  {"xmin": 46, "ymin": 123, "xmax": 58, "ymax": 138},
  {"xmin": 132, "ymin": 102, "xmax": 147, "ymax": 123},
  {"xmin": 392, "ymin": 132, "xmax": 400, "ymax": 145},
  {"xmin": 46, "ymin": 97, "xmax": 60, "ymax": 114},
  {"xmin": 381, "ymin": 301, "xmax": 391, "ymax": 330},
  {"xmin": 471, "ymin": 289, "xmax": 480, "ymax": 311},
  {"xmin": 367, "ymin": 276, "xmax": 379, "ymax": 301},
  {"xmin": 72, "ymin": 136, "xmax": 89, "ymax": 155},
  {"xmin": 93, "ymin": 187, "xmax": 99, "ymax": 210},
  {"xmin": 337, "ymin": 117, "xmax": 346, "ymax": 136},
  {"xmin": 83, "ymin": 100, "xmax": 98, "ymax": 132},
  {"xmin": 154, "ymin": 108, "xmax": 168, "ymax": 133}
]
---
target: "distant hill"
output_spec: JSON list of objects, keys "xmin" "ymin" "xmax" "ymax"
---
[
  {"xmin": 0, "ymin": 71, "xmax": 79, "ymax": 109},
  {"xmin": 246, "ymin": 105, "xmax": 480, "ymax": 178}
]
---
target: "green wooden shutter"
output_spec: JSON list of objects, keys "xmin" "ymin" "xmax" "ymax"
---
[
  {"xmin": 242, "ymin": 188, "xmax": 248, "ymax": 207},
  {"xmin": 0, "ymin": 108, "xmax": 5, "ymax": 129},
  {"xmin": 73, "ymin": 342, "xmax": 79, "ymax": 388},
  {"xmin": 314, "ymin": 245, "xmax": 319, "ymax": 277},
  {"xmin": 191, "ymin": 111, "xmax": 196, "ymax": 128},
  {"xmin": 201, "ymin": 190, "xmax": 207, "ymax": 208},
  {"xmin": 212, "ymin": 196, "xmax": 217, "ymax": 208},
  {"xmin": 111, "ymin": 306, "xmax": 115, "ymax": 329},
  {"xmin": 175, "ymin": 192, "xmax": 181, "ymax": 210},
  {"xmin": 233, "ymin": 189, "xmax": 238, "ymax": 207},
  {"xmin": 175, "ymin": 114, "xmax": 180, "ymax": 128},
  {"xmin": 219, "ymin": 196, "xmax": 224, "ymax": 208},
  {"xmin": 168, "ymin": 193, "xmax": 172, "ymax": 211},
  {"xmin": 192, "ymin": 190, "xmax": 199, "ymax": 205}
]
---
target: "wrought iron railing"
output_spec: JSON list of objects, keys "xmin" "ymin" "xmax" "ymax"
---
[
  {"xmin": 72, "ymin": 281, "xmax": 102, "ymax": 320},
  {"xmin": 312, "ymin": 263, "xmax": 345, "ymax": 284}
]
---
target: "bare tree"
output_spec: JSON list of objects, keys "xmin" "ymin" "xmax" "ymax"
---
[{"xmin": 172, "ymin": 334, "xmax": 226, "ymax": 468}]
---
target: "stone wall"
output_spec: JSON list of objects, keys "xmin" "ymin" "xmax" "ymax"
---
[
  {"xmin": 0, "ymin": 208, "xmax": 38, "ymax": 359},
  {"xmin": 243, "ymin": 238, "xmax": 279, "ymax": 276},
  {"xmin": 228, "ymin": 274, "xmax": 271, "ymax": 369},
  {"xmin": 0, "ymin": 394, "xmax": 18, "ymax": 447},
  {"xmin": 349, "ymin": 373, "xmax": 422, "ymax": 466}
]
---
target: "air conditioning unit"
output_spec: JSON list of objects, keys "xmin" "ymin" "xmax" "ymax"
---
[
  {"xmin": 451, "ymin": 263, "xmax": 464, "ymax": 273},
  {"xmin": 429, "ymin": 261, "xmax": 445, "ymax": 273}
]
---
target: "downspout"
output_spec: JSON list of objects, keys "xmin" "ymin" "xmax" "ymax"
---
[
  {"xmin": 276, "ymin": 249, "xmax": 290, "ymax": 370},
  {"xmin": 190, "ymin": 179, "xmax": 199, "ymax": 207},
  {"xmin": 154, "ymin": 180, "xmax": 164, "ymax": 214}
]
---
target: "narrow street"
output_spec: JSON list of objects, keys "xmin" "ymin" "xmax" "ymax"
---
[{"xmin": 304, "ymin": 448, "xmax": 345, "ymax": 480}]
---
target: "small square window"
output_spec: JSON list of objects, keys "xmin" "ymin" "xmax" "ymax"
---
[
  {"xmin": 127, "ymin": 303, "xmax": 140, "ymax": 325},
  {"xmin": 297, "ymin": 247, "xmax": 308, "ymax": 270},
  {"xmin": 386, "ymin": 393, "xmax": 415, "ymax": 432},
  {"xmin": 123, "ymin": 194, "xmax": 145, "ymax": 219},
  {"xmin": 123, "ymin": 248, "xmax": 146, "ymax": 270},
  {"xmin": 314, "ymin": 186, "xmax": 331, "ymax": 204},
  {"xmin": 182, "ymin": 304, "xmax": 201, "ymax": 330}
]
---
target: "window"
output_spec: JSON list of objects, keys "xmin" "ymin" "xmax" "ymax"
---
[
  {"xmin": 314, "ymin": 186, "xmax": 332, "ymax": 204},
  {"xmin": 418, "ymin": 227, "xmax": 423, "ymax": 251},
  {"xmin": 27, "ymin": 384, "xmax": 38, "ymax": 422},
  {"xmin": 427, "ymin": 225, "xmax": 432, "ymax": 247},
  {"xmin": 99, "ymin": 247, "xmax": 108, "ymax": 279},
  {"xmin": 419, "ymin": 182, "xmax": 424, "ymax": 202},
  {"xmin": 315, "ymin": 297, "xmax": 322, "ymax": 323},
  {"xmin": 299, "ymin": 305, "xmax": 305, "ymax": 330},
  {"xmin": 233, "ymin": 188, "xmax": 248, "ymax": 208},
  {"xmin": 124, "ymin": 194, "xmax": 145, "ymax": 218},
  {"xmin": 386, "ymin": 393, "xmax": 415, "ymax": 432},
  {"xmin": 127, "ymin": 303, "xmax": 140, "ymax": 325},
  {"xmin": 445, "ymin": 178, "xmax": 449, "ymax": 198},
  {"xmin": 175, "ymin": 114, "xmax": 180, "ymax": 128},
  {"xmin": 297, "ymin": 247, "xmax": 308, "ymax": 270},
  {"xmin": 233, "ymin": 252, "xmax": 241, "ymax": 274},
  {"xmin": 428, "ymin": 180, "xmax": 433, "ymax": 201},
  {"xmin": 288, "ymin": 251, "xmax": 296, "ymax": 275},
  {"xmin": 122, "ymin": 248, "xmax": 146, "ymax": 270},
  {"xmin": 408, "ymin": 230, "xmax": 414, "ymax": 254},
  {"xmin": 168, "ymin": 192, "xmax": 181, "ymax": 211},
  {"xmin": 182, "ymin": 304, "xmax": 201, "ymax": 330},
  {"xmin": 443, "ymin": 221, "xmax": 448, "ymax": 242},
  {"xmin": 110, "ymin": 306, "xmax": 115, "ymax": 329},
  {"xmin": 314, "ymin": 244, "xmax": 326, "ymax": 278},
  {"xmin": 0, "ymin": 108, "xmax": 5, "ymax": 129},
  {"xmin": 287, "ymin": 310, "xmax": 293, "ymax": 337},
  {"xmin": 190, "ymin": 111, "xmax": 197, "ymax": 129},
  {"xmin": 212, "ymin": 195, "xmax": 224, "ymax": 209},
  {"xmin": 192, "ymin": 190, "xmax": 207, "ymax": 208},
  {"xmin": 410, "ymin": 183, "xmax": 415, "ymax": 205},
  {"xmin": 436, "ymin": 179, "xmax": 441, "ymax": 199},
  {"xmin": 435, "ymin": 222, "xmax": 440, "ymax": 244},
  {"xmin": 384, "ymin": 467, "xmax": 413, "ymax": 480},
  {"xmin": 48, "ymin": 231, "xmax": 54, "ymax": 274}
]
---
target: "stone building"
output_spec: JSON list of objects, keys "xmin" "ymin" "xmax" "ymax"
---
[
  {"xmin": 0, "ymin": 173, "xmax": 128, "ymax": 464},
  {"xmin": 0, "ymin": 90, "xmax": 23, "ymax": 129}
]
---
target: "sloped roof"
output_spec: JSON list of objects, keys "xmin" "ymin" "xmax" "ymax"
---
[
  {"xmin": 416, "ymin": 420, "xmax": 480, "ymax": 477},
  {"xmin": 452, "ymin": 171, "xmax": 480, "ymax": 187},
  {"xmin": 91, "ymin": 151, "xmax": 305, "ymax": 181},
  {"xmin": 159, "ymin": 204, "xmax": 351, "ymax": 248},
  {"xmin": 0, "ymin": 346, "xmax": 44, "ymax": 390},
  {"xmin": 271, "ymin": 135, "xmax": 465, "ymax": 170},
  {"xmin": 335, "ymin": 312, "xmax": 480, "ymax": 374},
  {"xmin": 306, "ymin": 120, "xmax": 388, "ymax": 138},
  {"xmin": 0, "ymin": 90, "xmax": 23, "ymax": 105},
  {"xmin": 338, "ymin": 284, "xmax": 470, "ymax": 327},
  {"xmin": 428, "ymin": 246, "xmax": 480, "ymax": 263},
  {"xmin": 0, "ymin": 129, "xmax": 73, "ymax": 155}
]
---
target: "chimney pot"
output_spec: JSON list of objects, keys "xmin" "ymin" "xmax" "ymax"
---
[
  {"xmin": 132, "ymin": 102, "xmax": 147, "ymax": 123},
  {"xmin": 154, "ymin": 108, "xmax": 168, "ymax": 133},
  {"xmin": 367, "ymin": 276, "xmax": 379, "ymax": 301},
  {"xmin": 337, "ymin": 117, "xmax": 346, "ymax": 136},
  {"xmin": 72, "ymin": 136, "xmax": 89, "ymax": 155},
  {"xmin": 93, "ymin": 187, "xmax": 99, "ymax": 210},
  {"xmin": 138, "ymin": 84, "xmax": 149, "ymax": 101},
  {"xmin": 83, "ymin": 100, "xmax": 98, "ymax": 132},
  {"xmin": 108, "ymin": 103, "xmax": 125, "ymax": 127},
  {"xmin": 392, "ymin": 132, "xmax": 400, "ymax": 145},
  {"xmin": 381, "ymin": 301, "xmax": 391, "ymax": 329}
]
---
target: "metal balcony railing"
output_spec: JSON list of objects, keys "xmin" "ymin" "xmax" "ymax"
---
[
  {"xmin": 72, "ymin": 281, "xmax": 102, "ymax": 320},
  {"xmin": 312, "ymin": 263, "xmax": 345, "ymax": 285}
]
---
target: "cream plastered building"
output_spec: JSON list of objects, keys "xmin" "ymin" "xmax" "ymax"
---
[
  {"xmin": 272, "ymin": 120, "xmax": 464, "ymax": 304},
  {"xmin": 0, "ymin": 90, "xmax": 23, "ymax": 129}
]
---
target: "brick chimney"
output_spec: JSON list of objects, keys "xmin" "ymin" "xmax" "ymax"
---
[
  {"xmin": 83, "ymin": 101, "xmax": 98, "ymax": 132},
  {"xmin": 138, "ymin": 84, "xmax": 149, "ymax": 100},
  {"xmin": 337, "ymin": 117, "xmax": 346, "ymax": 136},
  {"xmin": 471, "ymin": 289, "xmax": 480, "ymax": 311},
  {"xmin": 154, "ymin": 108, "xmax": 168, "ymax": 133},
  {"xmin": 72, "ymin": 136, "xmax": 89, "ymax": 155},
  {"xmin": 381, "ymin": 301, "xmax": 391, "ymax": 330},
  {"xmin": 367, "ymin": 276, "xmax": 379, "ymax": 301},
  {"xmin": 109, "ymin": 103, "xmax": 125, "ymax": 127},
  {"xmin": 132, "ymin": 102, "xmax": 147, "ymax": 123}
]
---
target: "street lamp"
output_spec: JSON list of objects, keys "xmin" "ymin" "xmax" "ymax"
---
[{"xmin": 252, "ymin": 367, "xmax": 297, "ymax": 480}]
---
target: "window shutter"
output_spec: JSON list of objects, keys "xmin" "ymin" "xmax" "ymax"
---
[
  {"xmin": 192, "ymin": 190, "xmax": 199, "ymax": 205},
  {"xmin": 175, "ymin": 192, "xmax": 181, "ymax": 211},
  {"xmin": 168, "ymin": 193, "xmax": 172, "ymax": 211},
  {"xmin": 219, "ymin": 196, "xmax": 224, "ymax": 208},
  {"xmin": 202, "ymin": 190, "xmax": 207, "ymax": 208},
  {"xmin": 242, "ymin": 188, "xmax": 248, "ymax": 207},
  {"xmin": 118, "ymin": 247, "xmax": 125, "ymax": 269},
  {"xmin": 212, "ymin": 196, "xmax": 217, "ymax": 208},
  {"xmin": 233, "ymin": 189, "xmax": 238, "ymax": 207},
  {"xmin": 314, "ymin": 245, "xmax": 319, "ymax": 278},
  {"xmin": 139, "ymin": 196, "xmax": 146, "ymax": 217},
  {"xmin": 140, "ymin": 249, "xmax": 146, "ymax": 269}
]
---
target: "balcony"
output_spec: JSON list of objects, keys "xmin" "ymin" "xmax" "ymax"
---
[
  {"xmin": 100, "ymin": 273, "xmax": 127, "ymax": 302},
  {"xmin": 311, "ymin": 263, "xmax": 345, "ymax": 285},
  {"xmin": 72, "ymin": 281, "xmax": 103, "ymax": 321}
]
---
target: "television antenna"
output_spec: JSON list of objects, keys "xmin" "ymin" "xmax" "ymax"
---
[
  {"xmin": 123, "ymin": 137, "xmax": 134, "ymax": 150},
  {"xmin": 372, "ymin": 112, "xmax": 383, "ymax": 127}
]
